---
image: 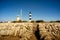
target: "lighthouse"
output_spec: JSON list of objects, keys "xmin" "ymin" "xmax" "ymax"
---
[{"xmin": 29, "ymin": 12, "xmax": 32, "ymax": 22}]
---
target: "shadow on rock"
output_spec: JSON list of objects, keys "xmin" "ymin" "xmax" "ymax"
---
[{"xmin": 34, "ymin": 24, "xmax": 40, "ymax": 40}]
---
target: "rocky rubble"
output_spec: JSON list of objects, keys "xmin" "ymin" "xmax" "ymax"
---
[
  {"xmin": 39, "ymin": 23, "xmax": 60, "ymax": 40},
  {"xmin": 0, "ymin": 23, "xmax": 60, "ymax": 40},
  {"xmin": 0, "ymin": 23, "xmax": 35, "ymax": 40}
]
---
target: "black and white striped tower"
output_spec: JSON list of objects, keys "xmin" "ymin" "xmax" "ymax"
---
[{"xmin": 29, "ymin": 12, "xmax": 32, "ymax": 22}]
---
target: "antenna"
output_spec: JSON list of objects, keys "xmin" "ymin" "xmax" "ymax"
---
[{"xmin": 20, "ymin": 9, "xmax": 22, "ymax": 20}]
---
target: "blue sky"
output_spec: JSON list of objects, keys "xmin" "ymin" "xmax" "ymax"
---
[{"xmin": 0, "ymin": 0, "xmax": 60, "ymax": 21}]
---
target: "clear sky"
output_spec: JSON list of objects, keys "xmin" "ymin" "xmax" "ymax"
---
[{"xmin": 0, "ymin": 0, "xmax": 60, "ymax": 21}]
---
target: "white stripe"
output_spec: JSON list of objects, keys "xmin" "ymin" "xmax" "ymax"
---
[
  {"xmin": 29, "ymin": 14, "xmax": 32, "ymax": 15},
  {"xmin": 29, "ymin": 17, "xmax": 32, "ymax": 18}
]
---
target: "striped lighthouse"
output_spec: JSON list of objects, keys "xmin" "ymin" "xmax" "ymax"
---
[{"xmin": 29, "ymin": 12, "xmax": 32, "ymax": 22}]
